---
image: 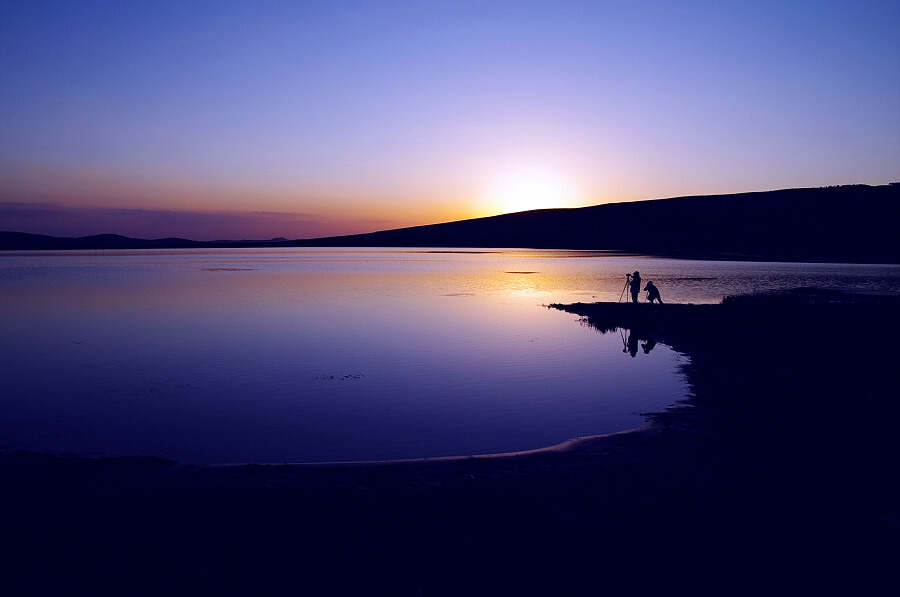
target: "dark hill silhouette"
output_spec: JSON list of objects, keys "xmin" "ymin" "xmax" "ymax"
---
[
  {"xmin": 2, "ymin": 184, "xmax": 897, "ymax": 262},
  {"xmin": 292, "ymin": 184, "xmax": 899, "ymax": 263}
]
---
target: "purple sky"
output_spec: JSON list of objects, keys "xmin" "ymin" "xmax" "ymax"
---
[{"xmin": 2, "ymin": 1, "xmax": 898, "ymax": 240}]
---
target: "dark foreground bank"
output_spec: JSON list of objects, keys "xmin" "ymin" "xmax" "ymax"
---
[{"xmin": 2, "ymin": 289, "xmax": 898, "ymax": 596}]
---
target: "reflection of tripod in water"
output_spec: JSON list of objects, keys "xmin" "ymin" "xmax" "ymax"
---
[{"xmin": 618, "ymin": 274, "xmax": 632, "ymax": 303}]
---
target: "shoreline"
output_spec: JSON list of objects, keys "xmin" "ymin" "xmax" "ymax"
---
[
  {"xmin": 204, "ymin": 427, "xmax": 650, "ymax": 468},
  {"xmin": 1, "ymin": 423, "xmax": 667, "ymax": 493},
  {"xmin": 2, "ymin": 289, "xmax": 898, "ymax": 595}
]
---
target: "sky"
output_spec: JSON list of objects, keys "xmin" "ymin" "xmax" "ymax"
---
[{"xmin": 1, "ymin": 1, "xmax": 899, "ymax": 241}]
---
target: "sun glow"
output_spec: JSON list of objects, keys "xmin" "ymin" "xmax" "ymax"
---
[{"xmin": 486, "ymin": 169, "xmax": 581, "ymax": 214}]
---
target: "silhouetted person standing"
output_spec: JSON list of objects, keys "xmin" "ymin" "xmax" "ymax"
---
[
  {"xmin": 629, "ymin": 271, "xmax": 641, "ymax": 303},
  {"xmin": 644, "ymin": 280, "xmax": 663, "ymax": 304}
]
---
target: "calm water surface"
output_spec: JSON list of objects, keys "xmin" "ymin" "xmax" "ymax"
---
[{"xmin": 1, "ymin": 248, "xmax": 897, "ymax": 464}]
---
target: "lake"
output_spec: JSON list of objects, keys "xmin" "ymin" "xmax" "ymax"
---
[{"xmin": 1, "ymin": 248, "xmax": 897, "ymax": 464}]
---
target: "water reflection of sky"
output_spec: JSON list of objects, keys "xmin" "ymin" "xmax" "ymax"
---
[{"xmin": 1, "ymin": 249, "xmax": 896, "ymax": 463}]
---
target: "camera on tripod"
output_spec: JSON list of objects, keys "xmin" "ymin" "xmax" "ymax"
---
[{"xmin": 619, "ymin": 271, "xmax": 640, "ymax": 302}]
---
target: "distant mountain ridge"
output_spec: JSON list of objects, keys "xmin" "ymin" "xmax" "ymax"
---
[
  {"xmin": 0, "ymin": 231, "xmax": 206, "ymax": 250},
  {"xmin": 2, "ymin": 184, "xmax": 898, "ymax": 263}
]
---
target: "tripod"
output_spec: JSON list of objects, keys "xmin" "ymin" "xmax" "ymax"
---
[{"xmin": 618, "ymin": 274, "xmax": 632, "ymax": 303}]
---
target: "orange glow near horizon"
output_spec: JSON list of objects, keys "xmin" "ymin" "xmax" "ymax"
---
[
  {"xmin": 483, "ymin": 168, "xmax": 584, "ymax": 214},
  {"xmin": 0, "ymin": 164, "xmax": 497, "ymax": 239}
]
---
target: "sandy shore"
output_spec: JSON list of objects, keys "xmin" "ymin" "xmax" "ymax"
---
[{"xmin": 2, "ymin": 289, "xmax": 898, "ymax": 595}]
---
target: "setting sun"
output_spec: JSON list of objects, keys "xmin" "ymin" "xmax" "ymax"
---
[{"xmin": 486, "ymin": 169, "xmax": 581, "ymax": 214}]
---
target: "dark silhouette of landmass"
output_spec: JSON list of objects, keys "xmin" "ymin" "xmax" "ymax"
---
[
  {"xmin": 0, "ymin": 231, "xmax": 207, "ymax": 250},
  {"xmin": 2, "ymin": 184, "xmax": 898, "ymax": 262},
  {"xmin": 294, "ymin": 184, "xmax": 898, "ymax": 262}
]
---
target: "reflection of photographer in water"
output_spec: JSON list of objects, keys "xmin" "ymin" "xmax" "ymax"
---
[
  {"xmin": 622, "ymin": 329, "xmax": 657, "ymax": 357},
  {"xmin": 625, "ymin": 330, "xmax": 639, "ymax": 357}
]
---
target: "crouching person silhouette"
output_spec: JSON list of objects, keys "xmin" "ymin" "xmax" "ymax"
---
[{"xmin": 644, "ymin": 280, "xmax": 663, "ymax": 304}]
